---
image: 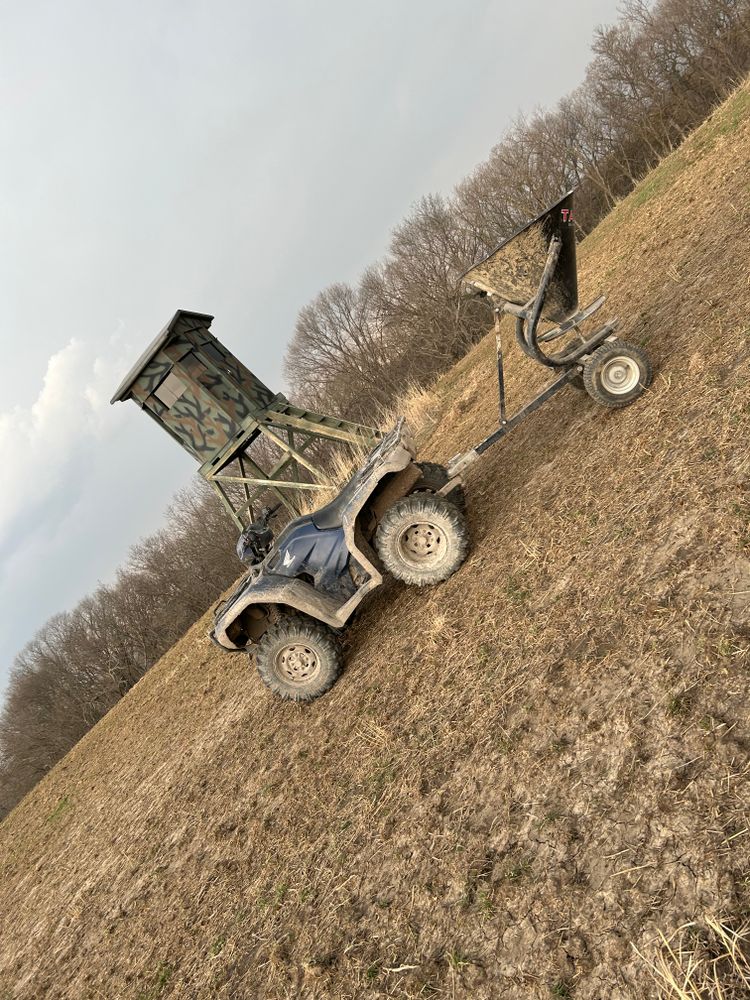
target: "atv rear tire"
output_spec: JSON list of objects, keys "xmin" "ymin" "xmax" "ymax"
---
[
  {"xmin": 255, "ymin": 616, "xmax": 343, "ymax": 702},
  {"xmin": 375, "ymin": 494, "xmax": 470, "ymax": 586},
  {"xmin": 413, "ymin": 461, "xmax": 467, "ymax": 512},
  {"xmin": 583, "ymin": 340, "xmax": 652, "ymax": 408}
]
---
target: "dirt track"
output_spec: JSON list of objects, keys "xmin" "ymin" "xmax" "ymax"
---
[{"xmin": 0, "ymin": 81, "xmax": 749, "ymax": 1000}]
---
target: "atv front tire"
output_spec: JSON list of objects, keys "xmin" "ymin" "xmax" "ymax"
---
[
  {"xmin": 375, "ymin": 494, "xmax": 470, "ymax": 586},
  {"xmin": 254, "ymin": 616, "xmax": 343, "ymax": 702}
]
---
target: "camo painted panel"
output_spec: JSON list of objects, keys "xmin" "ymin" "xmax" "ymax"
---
[
  {"xmin": 129, "ymin": 317, "xmax": 279, "ymax": 461},
  {"xmin": 224, "ymin": 355, "xmax": 275, "ymax": 411},
  {"xmin": 134, "ymin": 352, "xmax": 238, "ymax": 461},
  {"xmin": 163, "ymin": 335, "xmax": 195, "ymax": 364},
  {"xmin": 194, "ymin": 366, "xmax": 254, "ymax": 426},
  {"xmin": 129, "ymin": 356, "xmax": 173, "ymax": 405},
  {"xmin": 174, "ymin": 349, "xmax": 271, "ymax": 442},
  {"xmin": 142, "ymin": 365, "xmax": 271, "ymax": 461},
  {"xmin": 193, "ymin": 333, "xmax": 276, "ymax": 409},
  {"xmin": 155, "ymin": 383, "xmax": 240, "ymax": 460},
  {"xmin": 175, "ymin": 349, "xmax": 261, "ymax": 428},
  {"xmin": 143, "ymin": 394, "xmax": 194, "ymax": 450}
]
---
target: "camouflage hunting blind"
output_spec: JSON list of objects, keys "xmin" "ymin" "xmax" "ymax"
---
[{"xmin": 111, "ymin": 310, "xmax": 380, "ymax": 528}]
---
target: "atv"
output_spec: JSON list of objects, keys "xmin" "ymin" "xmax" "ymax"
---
[{"xmin": 210, "ymin": 420, "xmax": 469, "ymax": 701}]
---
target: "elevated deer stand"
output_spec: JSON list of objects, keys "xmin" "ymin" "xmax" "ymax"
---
[{"xmin": 111, "ymin": 310, "xmax": 380, "ymax": 528}]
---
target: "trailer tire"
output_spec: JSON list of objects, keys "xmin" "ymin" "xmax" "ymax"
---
[
  {"xmin": 254, "ymin": 615, "xmax": 343, "ymax": 702},
  {"xmin": 413, "ymin": 462, "xmax": 467, "ymax": 512},
  {"xmin": 375, "ymin": 495, "xmax": 470, "ymax": 586},
  {"xmin": 583, "ymin": 340, "xmax": 652, "ymax": 408}
]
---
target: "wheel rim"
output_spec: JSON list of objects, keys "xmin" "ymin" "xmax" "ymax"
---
[
  {"xmin": 275, "ymin": 643, "xmax": 321, "ymax": 684},
  {"xmin": 398, "ymin": 520, "xmax": 445, "ymax": 567},
  {"xmin": 599, "ymin": 355, "xmax": 640, "ymax": 394}
]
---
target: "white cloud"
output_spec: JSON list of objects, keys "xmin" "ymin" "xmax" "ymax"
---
[
  {"xmin": 0, "ymin": 330, "xmax": 196, "ymax": 693},
  {"xmin": 0, "ymin": 335, "xmax": 131, "ymax": 545}
]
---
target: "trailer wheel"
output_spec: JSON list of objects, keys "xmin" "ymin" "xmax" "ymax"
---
[
  {"xmin": 375, "ymin": 494, "xmax": 469, "ymax": 586},
  {"xmin": 583, "ymin": 340, "xmax": 652, "ymax": 408},
  {"xmin": 413, "ymin": 461, "xmax": 467, "ymax": 512},
  {"xmin": 254, "ymin": 615, "xmax": 343, "ymax": 702}
]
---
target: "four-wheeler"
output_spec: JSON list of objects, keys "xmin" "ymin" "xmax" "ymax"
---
[
  {"xmin": 211, "ymin": 190, "xmax": 653, "ymax": 701},
  {"xmin": 211, "ymin": 423, "xmax": 468, "ymax": 700}
]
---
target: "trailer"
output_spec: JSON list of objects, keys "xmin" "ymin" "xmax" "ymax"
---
[{"xmin": 446, "ymin": 189, "xmax": 651, "ymax": 478}]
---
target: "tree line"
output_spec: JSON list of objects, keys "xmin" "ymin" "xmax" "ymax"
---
[
  {"xmin": 0, "ymin": 483, "xmax": 240, "ymax": 816},
  {"xmin": 2, "ymin": 0, "xmax": 749, "ymax": 819},
  {"xmin": 286, "ymin": 0, "xmax": 750, "ymax": 418}
]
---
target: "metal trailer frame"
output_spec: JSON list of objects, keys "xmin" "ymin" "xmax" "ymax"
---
[{"xmin": 447, "ymin": 204, "xmax": 621, "ymax": 478}]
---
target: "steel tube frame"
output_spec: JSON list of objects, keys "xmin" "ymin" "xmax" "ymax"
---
[
  {"xmin": 510, "ymin": 237, "xmax": 616, "ymax": 369},
  {"xmin": 466, "ymin": 238, "xmax": 618, "ymax": 459}
]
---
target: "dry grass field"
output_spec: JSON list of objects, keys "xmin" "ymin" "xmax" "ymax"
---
[{"xmin": 1, "ymin": 79, "xmax": 749, "ymax": 999}]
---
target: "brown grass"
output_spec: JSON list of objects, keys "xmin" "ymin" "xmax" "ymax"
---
[
  {"xmin": 0, "ymin": 78, "xmax": 749, "ymax": 1000},
  {"xmin": 303, "ymin": 382, "xmax": 440, "ymax": 512},
  {"xmin": 635, "ymin": 918, "xmax": 750, "ymax": 998}
]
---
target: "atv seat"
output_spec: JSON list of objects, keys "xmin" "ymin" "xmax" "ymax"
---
[{"xmin": 311, "ymin": 471, "xmax": 362, "ymax": 530}]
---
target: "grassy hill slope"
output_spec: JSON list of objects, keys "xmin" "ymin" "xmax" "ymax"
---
[{"xmin": 1, "ymin": 81, "xmax": 749, "ymax": 1000}]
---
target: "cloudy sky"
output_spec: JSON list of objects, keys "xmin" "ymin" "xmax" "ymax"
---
[{"xmin": 0, "ymin": 0, "xmax": 622, "ymax": 695}]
